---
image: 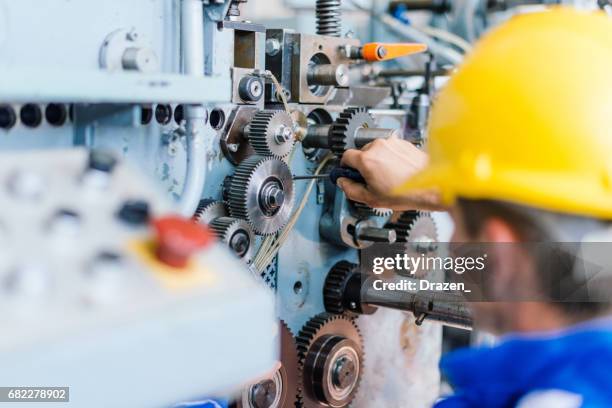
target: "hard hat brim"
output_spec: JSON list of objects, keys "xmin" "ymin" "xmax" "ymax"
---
[{"xmin": 394, "ymin": 164, "xmax": 612, "ymax": 220}]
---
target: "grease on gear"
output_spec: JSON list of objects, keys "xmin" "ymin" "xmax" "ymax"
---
[
  {"xmin": 228, "ymin": 155, "xmax": 295, "ymax": 236},
  {"xmin": 296, "ymin": 313, "xmax": 364, "ymax": 408},
  {"xmin": 245, "ymin": 110, "xmax": 295, "ymax": 159}
]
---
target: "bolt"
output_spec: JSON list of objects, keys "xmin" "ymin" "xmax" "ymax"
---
[
  {"xmin": 126, "ymin": 30, "xmax": 139, "ymax": 41},
  {"xmin": 332, "ymin": 356, "xmax": 357, "ymax": 390},
  {"xmin": 265, "ymin": 38, "xmax": 281, "ymax": 56},
  {"xmin": 229, "ymin": 230, "xmax": 250, "ymax": 258},
  {"xmin": 259, "ymin": 181, "xmax": 285, "ymax": 215},
  {"xmin": 239, "ymin": 76, "xmax": 264, "ymax": 102},
  {"xmin": 268, "ymin": 187, "xmax": 285, "ymax": 208},
  {"xmin": 227, "ymin": 143, "xmax": 239, "ymax": 153},
  {"xmin": 274, "ymin": 125, "xmax": 294, "ymax": 144},
  {"xmin": 377, "ymin": 46, "xmax": 388, "ymax": 59},
  {"xmin": 250, "ymin": 379, "xmax": 277, "ymax": 408}
]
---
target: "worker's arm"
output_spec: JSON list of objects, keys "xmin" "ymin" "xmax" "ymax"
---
[{"xmin": 338, "ymin": 137, "xmax": 445, "ymax": 211}]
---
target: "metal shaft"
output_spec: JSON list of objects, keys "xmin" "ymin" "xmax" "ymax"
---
[
  {"xmin": 303, "ymin": 124, "xmax": 332, "ymax": 148},
  {"xmin": 356, "ymin": 227, "xmax": 397, "ymax": 244},
  {"xmin": 354, "ymin": 128, "xmax": 400, "ymax": 148},
  {"xmin": 361, "ymin": 275, "xmax": 473, "ymax": 330},
  {"xmin": 307, "ymin": 64, "xmax": 349, "ymax": 87}
]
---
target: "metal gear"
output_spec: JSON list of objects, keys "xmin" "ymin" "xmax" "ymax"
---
[
  {"xmin": 386, "ymin": 211, "xmax": 438, "ymax": 276},
  {"xmin": 329, "ymin": 107, "xmax": 375, "ymax": 156},
  {"xmin": 193, "ymin": 199, "xmax": 228, "ymax": 224},
  {"xmin": 351, "ymin": 201, "xmax": 393, "ymax": 218},
  {"xmin": 245, "ymin": 110, "xmax": 295, "ymax": 159},
  {"xmin": 232, "ymin": 321, "xmax": 301, "ymax": 408},
  {"xmin": 228, "ymin": 155, "xmax": 295, "ymax": 236},
  {"xmin": 323, "ymin": 261, "xmax": 377, "ymax": 316},
  {"xmin": 296, "ymin": 313, "xmax": 363, "ymax": 408},
  {"xmin": 395, "ymin": 211, "xmax": 438, "ymax": 249},
  {"xmin": 209, "ymin": 216, "xmax": 255, "ymax": 264}
]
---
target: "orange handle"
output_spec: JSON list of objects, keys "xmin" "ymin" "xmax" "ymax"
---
[{"xmin": 361, "ymin": 42, "xmax": 428, "ymax": 62}]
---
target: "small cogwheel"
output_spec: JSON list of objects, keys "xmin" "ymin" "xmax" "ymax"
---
[
  {"xmin": 351, "ymin": 201, "xmax": 393, "ymax": 218},
  {"xmin": 329, "ymin": 107, "xmax": 374, "ymax": 157},
  {"xmin": 209, "ymin": 216, "xmax": 255, "ymax": 264},
  {"xmin": 227, "ymin": 155, "xmax": 295, "ymax": 236},
  {"xmin": 245, "ymin": 110, "xmax": 295, "ymax": 159},
  {"xmin": 323, "ymin": 261, "xmax": 377, "ymax": 316},
  {"xmin": 193, "ymin": 199, "xmax": 228, "ymax": 224}
]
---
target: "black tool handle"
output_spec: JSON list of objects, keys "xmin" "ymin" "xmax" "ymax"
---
[{"xmin": 329, "ymin": 167, "xmax": 366, "ymax": 185}]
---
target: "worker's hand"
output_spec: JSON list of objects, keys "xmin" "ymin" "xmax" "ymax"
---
[{"xmin": 338, "ymin": 137, "xmax": 444, "ymax": 211}]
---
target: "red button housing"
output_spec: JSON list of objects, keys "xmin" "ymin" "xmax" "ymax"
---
[{"xmin": 152, "ymin": 215, "xmax": 214, "ymax": 268}]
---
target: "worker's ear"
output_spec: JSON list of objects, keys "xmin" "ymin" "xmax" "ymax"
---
[
  {"xmin": 479, "ymin": 217, "xmax": 520, "ymax": 243},
  {"xmin": 480, "ymin": 217, "xmax": 533, "ymax": 300}
]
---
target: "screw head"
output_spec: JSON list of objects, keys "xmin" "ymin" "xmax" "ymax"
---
[
  {"xmin": 332, "ymin": 356, "xmax": 358, "ymax": 390},
  {"xmin": 250, "ymin": 379, "xmax": 277, "ymax": 408},
  {"xmin": 229, "ymin": 230, "xmax": 250, "ymax": 258},
  {"xmin": 274, "ymin": 125, "xmax": 294, "ymax": 144},
  {"xmin": 265, "ymin": 38, "xmax": 281, "ymax": 56}
]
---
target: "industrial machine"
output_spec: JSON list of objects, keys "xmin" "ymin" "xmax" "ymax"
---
[{"xmin": 1, "ymin": 0, "xmax": 590, "ymax": 406}]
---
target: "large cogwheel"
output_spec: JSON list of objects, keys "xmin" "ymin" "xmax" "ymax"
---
[
  {"xmin": 296, "ymin": 313, "xmax": 364, "ymax": 408},
  {"xmin": 227, "ymin": 155, "xmax": 295, "ymax": 236},
  {"xmin": 245, "ymin": 110, "xmax": 295, "ymax": 159},
  {"xmin": 329, "ymin": 107, "xmax": 375, "ymax": 157},
  {"xmin": 231, "ymin": 321, "xmax": 301, "ymax": 408}
]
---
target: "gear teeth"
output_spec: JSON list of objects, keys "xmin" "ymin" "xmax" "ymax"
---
[
  {"xmin": 209, "ymin": 216, "xmax": 255, "ymax": 263},
  {"xmin": 352, "ymin": 201, "xmax": 393, "ymax": 218},
  {"xmin": 329, "ymin": 107, "xmax": 373, "ymax": 157},
  {"xmin": 227, "ymin": 155, "xmax": 294, "ymax": 236},
  {"xmin": 296, "ymin": 313, "xmax": 363, "ymax": 408},
  {"xmin": 209, "ymin": 216, "xmax": 243, "ymax": 241},
  {"xmin": 385, "ymin": 210, "xmax": 420, "ymax": 242},
  {"xmin": 246, "ymin": 110, "xmax": 295, "ymax": 159},
  {"xmin": 227, "ymin": 155, "xmax": 264, "ymax": 221},
  {"xmin": 233, "ymin": 320, "xmax": 302, "ymax": 407},
  {"xmin": 193, "ymin": 199, "xmax": 228, "ymax": 224},
  {"xmin": 323, "ymin": 261, "xmax": 357, "ymax": 315}
]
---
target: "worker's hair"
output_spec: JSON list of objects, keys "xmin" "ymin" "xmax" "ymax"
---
[{"xmin": 457, "ymin": 199, "xmax": 612, "ymax": 319}]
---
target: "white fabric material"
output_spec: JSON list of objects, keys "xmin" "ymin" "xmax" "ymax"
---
[{"xmin": 517, "ymin": 389, "xmax": 582, "ymax": 408}]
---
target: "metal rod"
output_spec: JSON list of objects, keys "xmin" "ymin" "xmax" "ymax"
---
[
  {"xmin": 361, "ymin": 275, "xmax": 473, "ymax": 330},
  {"xmin": 303, "ymin": 124, "xmax": 332, "ymax": 148},
  {"xmin": 307, "ymin": 64, "xmax": 350, "ymax": 87},
  {"xmin": 178, "ymin": 0, "xmax": 208, "ymax": 216},
  {"xmin": 354, "ymin": 128, "xmax": 400, "ymax": 148}
]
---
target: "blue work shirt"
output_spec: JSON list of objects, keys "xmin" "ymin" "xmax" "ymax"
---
[{"xmin": 436, "ymin": 319, "xmax": 612, "ymax": 408}]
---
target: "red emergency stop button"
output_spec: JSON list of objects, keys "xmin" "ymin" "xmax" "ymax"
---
[{"xmin": 152, "ymin": 215, "xmax": 214, "ymax": 268}]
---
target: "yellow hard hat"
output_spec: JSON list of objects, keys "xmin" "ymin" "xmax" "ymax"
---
[{"xmin": 396, "ymin": 7, "xmax": 612, "ymax": 219}]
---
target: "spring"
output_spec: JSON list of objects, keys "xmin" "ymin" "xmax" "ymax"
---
[{"xmin": 316, "ymin": 0, "xmax": 342, "ymax": 37}]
